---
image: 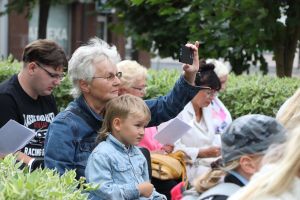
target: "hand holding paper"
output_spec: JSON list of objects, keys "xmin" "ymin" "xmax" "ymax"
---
[
  {"xmin": 0, "ymin": 120, "xmax": 36, "ymax": 155},
  {"xmin": 154, "ymin": 117, "xmax": 192, "ymax": 145}
]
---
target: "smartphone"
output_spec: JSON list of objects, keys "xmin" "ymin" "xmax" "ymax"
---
[{"xmin": 179, "ymin": 45, "xmax": 193, "ymax": 65}]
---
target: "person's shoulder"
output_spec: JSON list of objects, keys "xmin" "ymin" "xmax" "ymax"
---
[
  {"xmin": 201, "ymin": 195, "xmax": 228, "ymax": 200},
  {"xmin": 0, "ymin": 75, "xmax": 17, "ymax": 94},
  {"xmin": 179, "ymin": 101, "xmax": 193, "ymax": 117},
  {"xmin": 198, "ymin": 182, "xmax": 241, "ymax": 200},
  {"xmin": 90, "ymin": 141, "xmax": 116, "ymax": 161},
  {"xmin": 47, "ymin": 106, "xmax": 81, "ymax": 133},
  {"xmin": 52, "ymin": 102, "xmax": 80, "ymax": 120},
  {"xmin": 133, "ymin": 146, "xmax": 146, "ymax": 157},
  {"xmin": 183, "ymin": 190, "xmax": 228, "ymax": 200},
  {"xmin": 51, "ymin": 109, "xmax": 73, "ymax": 122},
  {"xmin": 93, "ymin": 141, "xmax": 114, "ymax": 154}
]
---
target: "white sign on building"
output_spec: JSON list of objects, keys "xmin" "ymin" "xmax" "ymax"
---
[{"xmin": 29, "ymin": 4, "xmax": 70, "ymax": 54}]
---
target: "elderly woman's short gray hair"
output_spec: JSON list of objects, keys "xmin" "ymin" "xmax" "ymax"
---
[{"xmin": 68, "ymin": 37, "xmax": 121, "ymax": 98}]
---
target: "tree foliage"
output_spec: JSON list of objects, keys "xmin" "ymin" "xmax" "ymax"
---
[{"xmin": 106, "ymin": 0, "xmax": 300, "ymax": 77}]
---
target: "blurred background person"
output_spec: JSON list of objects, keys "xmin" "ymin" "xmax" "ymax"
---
[{"xmin": 205, "ymin": 59, "xmax": 232, "ymax": 135}]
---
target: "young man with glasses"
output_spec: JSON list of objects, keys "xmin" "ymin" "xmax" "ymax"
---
[
  {"xmin": 0, "ymin": 39, "xmax": 67, "ymax": 169},
  {"xmin": 44, "ymin": 37, "xmax": 202, "ymax": 179}
]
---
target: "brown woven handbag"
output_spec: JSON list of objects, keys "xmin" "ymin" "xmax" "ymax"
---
[{"xmin": 151, "ymin": 150, "xmax": 187, "ymax": 182}]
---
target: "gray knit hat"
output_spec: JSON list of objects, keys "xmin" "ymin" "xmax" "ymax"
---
[{"xmin": 221, "ymin": 114, "xmax": 286, "ymax": 164}]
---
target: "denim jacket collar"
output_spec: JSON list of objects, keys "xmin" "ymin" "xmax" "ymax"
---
[
  {"xmin": 107, "ymin": 134, "xmax": 138, "ymax": 155},
  {"xmin": 76, "ymin": 95, "xmax": 103, "ymax": 121}
]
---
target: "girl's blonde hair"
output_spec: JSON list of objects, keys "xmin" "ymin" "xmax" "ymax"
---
[
  {"xmin": 117, "ymin": 60, "xmax": 148, "ymax": 88},
  {"xmin": 97, "ymin": 94, "xmax": 151, "ymax": 143},
  {"xmin": 236, "ymin": 126, "xmax": 300, "ymax": 199},
  {"xmin": 276, "ymin": 88, "xmax": 300, "ymax": 129}
]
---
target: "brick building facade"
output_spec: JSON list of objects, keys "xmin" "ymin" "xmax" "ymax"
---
[{"xmin": 0, "ymin": 0, "xmax": 150, "ymax": 67}]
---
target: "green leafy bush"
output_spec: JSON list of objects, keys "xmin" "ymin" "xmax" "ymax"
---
[
  {"xmin": 145, "ymin": 69, "xmax": 300, "ymax": 119},
  {"xmin": 0, "ymin": 57, "xmax": 21, "ymax": 81},
  {"xmin": 219, "ymin": 74, "xmax": 300, "ymax": 119},
  {"xmin": 145, "ymin": 69, "xmax": 180, "ymax": 99},
  {"xmin": 53, "ymin": 76, "xmax": 73, "ymax": 111},
  {"xmin": 0, "ymin": 155, "xmax": 94, "ymax": 200}
]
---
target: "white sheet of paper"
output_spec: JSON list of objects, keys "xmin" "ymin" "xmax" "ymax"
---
[
  {"xmin": 155, "ymin": 117, "xmax": 192, "ymax": 144},
  {"xmin": 0, "ymin": 119, "xmax": 36, "ymax": 155}
]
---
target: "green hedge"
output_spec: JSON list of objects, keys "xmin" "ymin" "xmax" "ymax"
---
[
  {"xmin": 0, "ymin": 155, "xmax": 94, "ymax": 200},
  {"xmin": 0, "ymin": 57, "xmax": 22, "ymax": 81},
  {"xmin": 53, "ymin": 76, "xmax": 73, "ymax": 111},
  {"xmin": 145, "ymin": 69, "xmax": 300, "ymax": 119},
  {"xmin": 219, "ymin": 74, "xmax": 300, "ymax": 118},
  {"xmin": 1, "ymin": 60, "xmax": 300, "ymax": 119}
]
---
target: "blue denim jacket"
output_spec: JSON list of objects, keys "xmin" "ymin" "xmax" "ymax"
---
[
  {"xmin": 44, "ymin": 75, "xmax": 200, "ymax": 178},
  {"xmin": 86, "ymin": 135, "xmax": 166, "ymax": 200}
]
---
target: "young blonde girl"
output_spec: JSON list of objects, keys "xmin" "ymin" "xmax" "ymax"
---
[{"xmin": 85, "ymin": 94, "xmax": 166, "ymax": 200}]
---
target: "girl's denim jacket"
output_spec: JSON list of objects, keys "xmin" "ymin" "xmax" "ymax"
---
[{"xmin": 85, "ymin": 135, "xmax": 166, "ymax": 200}]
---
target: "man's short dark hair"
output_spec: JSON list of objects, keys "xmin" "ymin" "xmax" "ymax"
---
[{"xmin": 22, "ymin": 39, "xmax": 68, "ymax": 71}]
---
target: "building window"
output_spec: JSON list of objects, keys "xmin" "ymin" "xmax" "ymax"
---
[{"xmin": 28, "ymin": 4, "xmax": 70, "ymax": 54}]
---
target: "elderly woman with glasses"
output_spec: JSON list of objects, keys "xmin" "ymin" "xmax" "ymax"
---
[
  {"xmin": 44, "ymin": 37, "xmax": 203, "ymax": 181},
  {"xmin": 117, "ymin": 60, "xmax": 148, "ymax": 98},
  {"xmin": 172, "ymin": 62, "xmax": 222, "ymax": 184}
]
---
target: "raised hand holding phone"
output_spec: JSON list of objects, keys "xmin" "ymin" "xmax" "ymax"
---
[
  {"xmin": 179, "ymin": 45, "xmax": 194, "ymax": 65},
  {"xmin": 180, "ymin": 41, "xmax": 200, "ymax": 86}
]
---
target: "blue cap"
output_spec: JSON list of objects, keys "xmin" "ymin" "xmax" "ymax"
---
[{"xmin": 221, "ymin": 114, "xmax": 286, "ymax": 164}]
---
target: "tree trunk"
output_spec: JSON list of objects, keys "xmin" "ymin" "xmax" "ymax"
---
[
  {"xmin": 298, "ymin": 43, "xmax": 300, "ymax": 69},
  {"xmin": 274, "ymin": 36, "xmax": 298, "ymax": 77},
  {"xmin": 273, "ymin": 1, "xmax": 300, "ymax": 77},
  {"xmin": 38, "ymin": 0, "xmax": 51, "ymax": 39}
]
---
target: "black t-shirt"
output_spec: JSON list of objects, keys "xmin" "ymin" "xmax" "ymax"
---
[{"xmin": 0, "ymin": 74, "xmax": 58, "ymax": 159}]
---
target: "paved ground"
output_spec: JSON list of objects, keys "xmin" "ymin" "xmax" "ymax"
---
[{"xmin": 150, "ymin": 54, "xmax": 300, "ymax": 77}]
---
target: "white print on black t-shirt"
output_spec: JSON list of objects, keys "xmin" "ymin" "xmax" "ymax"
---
[
  {"xmin": 22, "ymin": 112, "xmax": 55, "ymax": 157},
  {"xmin": 24, "ymin": 147, "xmax": 45, "ymax": 157},
  {"xmin": 23, "ymin": 113, "xmax": 55, "ymax": 127}
]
